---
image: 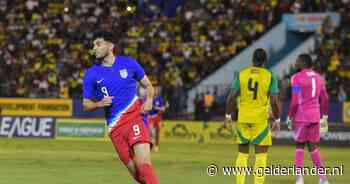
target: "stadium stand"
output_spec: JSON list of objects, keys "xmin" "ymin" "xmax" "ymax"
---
[
  {"xmin": 282, "ymin": 0, "xmax": 350, "ymax": 102},
  {"xmin": 0, "ymin": 0, "xmax": 293, "ymax": 98},
  {"xmin": 0, "ymin": 0, "xmax": 349, "ymax": 116}
]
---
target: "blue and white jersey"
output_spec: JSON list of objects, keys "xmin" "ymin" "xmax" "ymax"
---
[
  {"xmin": 83, "ymin": 56, "xmax": 145, "ymax": 130},
  {"xmin": 149, "ymin": 96, "xmax": 165, "ymax": 117}
]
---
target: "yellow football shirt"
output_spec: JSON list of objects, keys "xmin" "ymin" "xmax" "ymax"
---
[{"xmin": 231, "ymin": 67, "xmax": 279, "ymax": 124}]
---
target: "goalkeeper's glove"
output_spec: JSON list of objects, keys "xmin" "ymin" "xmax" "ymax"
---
[
  {"xmin": 320, "ymin": 115, "xmax": 328, "ymax": 133},
  {"xmin": 286, "ymin": 116, "xmax": 292, "ymax": 130}
]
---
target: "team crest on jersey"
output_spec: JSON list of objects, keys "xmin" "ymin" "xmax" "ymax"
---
[{"xmin": 119, "ymin": 69, "xmax": 128, "ymax": 78}]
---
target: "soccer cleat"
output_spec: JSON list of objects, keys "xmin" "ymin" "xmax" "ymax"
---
[
  {"xmin": 319, "ymin": 179, "xmax": 330, "ymax": 184},
  {"xmin": 295, "ymin": 175, "xmax": 304, "ymax": 184}
]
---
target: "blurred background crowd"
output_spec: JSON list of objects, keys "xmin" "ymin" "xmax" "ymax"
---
[{"xmin": 0, "ymin": 0, "xmax": 349, "ymax": 117}]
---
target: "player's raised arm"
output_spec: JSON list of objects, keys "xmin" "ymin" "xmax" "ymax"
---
[{"xmin": 139, "ymin": 75, "xmax": 154, "ymax": 112}]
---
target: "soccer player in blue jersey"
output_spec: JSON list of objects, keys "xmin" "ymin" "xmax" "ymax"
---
[
  {"xmin": 83, "ymin": 31, "xmax": 158, "ymax": 184},
  {"xmin": 148, "ymin": 85, "xmax": 166, "ymax": 152}
]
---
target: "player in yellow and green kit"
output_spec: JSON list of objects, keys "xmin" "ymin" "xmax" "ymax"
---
[{"xmin": 225, "ymin": 48, "xmax": 281, "ymax": 184}]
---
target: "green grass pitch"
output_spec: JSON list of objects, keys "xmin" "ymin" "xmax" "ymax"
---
[{"xmin": 0, "ymin": 139, "xmax": 348, "ymax": 184}]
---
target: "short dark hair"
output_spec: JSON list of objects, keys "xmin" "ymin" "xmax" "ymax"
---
[
  {"xmin": 93, "ymin": 31, "xmax": 115, "ymax": 43},
  {"xmin": 253, "ymin": 48, "xmax": 267, "ymax": 67},
  {"xmin": 298, "ymin": 54, "xmax": 313, "ymax": 68}
]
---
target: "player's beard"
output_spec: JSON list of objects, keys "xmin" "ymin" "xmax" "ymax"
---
[
  {"xmin": 94, "ymin": 52, "xmax": 108, "ymax": 65},
  {"xmin": 93, "ymin": 58, "xmax": 102, "ymax": 65}
]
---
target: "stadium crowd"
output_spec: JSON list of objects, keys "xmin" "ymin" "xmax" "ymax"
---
[
  {"xmin": 313, "ymin": 12, "xmax": 350, "ymax": 102},
  {"xmin": 0, "ymin": 0, "xmax": 295, "ymax": 99},
  {"xmin": 281, "ymin": 0, "xmax": 350, "ymax": 102},
  {"xmin": 0, "ymin": 0, "xmax": 349, "ymax": 110}
]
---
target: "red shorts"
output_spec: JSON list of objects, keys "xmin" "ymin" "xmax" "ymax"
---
[
  {"xmin": 148, "ymin": 115, "xmax": 161, "ymax": 131},
  {"xmin": 109, "ymin": 116, "xmax": 151, "ymax": 165},
  {"xmin": 293, "ymin": 122, "xmax": 320, "ymax": 143}
]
